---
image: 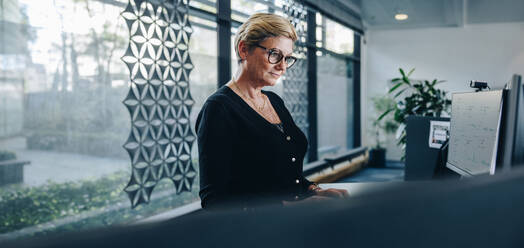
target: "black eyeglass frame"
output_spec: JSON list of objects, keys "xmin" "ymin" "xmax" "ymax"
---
[{"xmin": 254, "ymin": 44, "xmax": 297, "ymax": 69}]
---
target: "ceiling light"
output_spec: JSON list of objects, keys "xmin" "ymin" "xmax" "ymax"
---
[{"xmin": 395, "ymin": 13, "xmax": 408, "ymax": 21}]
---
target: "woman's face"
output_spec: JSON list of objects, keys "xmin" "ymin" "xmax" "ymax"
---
[{"xmin": 242, "ymin": 36, "xmax": 294, "ymax": 87}]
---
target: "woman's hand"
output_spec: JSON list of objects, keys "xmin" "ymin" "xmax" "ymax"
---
[
  {"xmin": 308, "ymin": 184, "xmax": 349, "ymax": 199},
  {"xmin": 314, "ymin": 188, "xmax": 349, "ymax": 199},
  {"xmin": 282, "ymin": 185, "xmax": 350, "ymax": 206}
]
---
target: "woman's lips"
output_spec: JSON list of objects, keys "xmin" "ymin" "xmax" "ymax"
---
[{"xmin": 270, "ymin": 72, "xmax": 280, "ymax": 78}]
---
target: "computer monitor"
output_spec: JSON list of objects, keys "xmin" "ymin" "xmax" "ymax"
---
[
  {"xmin": 446, "ymin": 74, "xmax": 524, "ymax": 177},
  {"xmin": 446, "ymin": 90, "xmax": 505, "ymax": 176},
  {"xmin": 500, "ymin": 74, "xmax": 524, "ymax": 169}
]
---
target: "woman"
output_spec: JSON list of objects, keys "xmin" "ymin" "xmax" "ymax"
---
[{"xmin": 195, "ymin": 13, "xmax": 348, "ymax": 210}]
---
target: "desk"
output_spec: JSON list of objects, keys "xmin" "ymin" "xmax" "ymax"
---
[
  {"xmin": 136, "ymin": 182, "xmax": 404, "ymax": 225},
  {"xmin": 6, "ymin": 171, "xmax": 524, "ymax": 248},
  {"xmin": 320, "ymin": 182, "xmax": 403, "ymax": 197}
]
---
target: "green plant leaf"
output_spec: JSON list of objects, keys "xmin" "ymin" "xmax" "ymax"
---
[
  {"xmin": 394, "ymin": 87, "xmax": 408, "ymax": 98},
  {"xmin": 399, "ymin": 68, "xmax": 406, "ymax": 77},
  {"xmin": 388, "ymin": 82, "xmax": 404, "ymax": 93},
  {"xmin": 407, "ymin": 68, "xmax": 415, "ymax": 77},
  {"xmin": 377, "ymin": 108, "xmax": 394, "ymax": 121},
  {"xmin": 402, "ymin": 76, "xmax": 411, "ymax": 86}
]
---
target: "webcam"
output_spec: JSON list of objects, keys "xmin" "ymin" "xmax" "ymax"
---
[{"xmin": 470, "ymin": 80, "xmax": 490, "ymax": 92}]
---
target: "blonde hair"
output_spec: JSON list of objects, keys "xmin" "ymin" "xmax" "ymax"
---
[{"xmin": 234, "ymin": 13, "xmax": 297, "ymax": 62}]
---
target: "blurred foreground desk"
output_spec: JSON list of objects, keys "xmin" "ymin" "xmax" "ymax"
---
[
  {"xmin": 5, "ymin": 171, "xmax": 524, "ymax": 248},
  {"xmin": 137, "ymin": 182, "xmax": 400, "ymax": 225},
  {"xmin": 132, "ymin": 182, "xmax": 400, "ymax": 226}
]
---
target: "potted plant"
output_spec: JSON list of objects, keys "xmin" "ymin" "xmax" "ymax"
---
[
  {"xmin": 0, "ymin": 150, "xmax": 30, "ymax": 186},
  {"xmin": 379, "ymin": 68, "xmax": 452, "ymax": 160},
  {"xmin": 369, "ymin": 96, "xmax": 398, "ymax": 167}
]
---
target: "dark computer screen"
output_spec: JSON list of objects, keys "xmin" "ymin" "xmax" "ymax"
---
[{"xmin": 501, "ymin": 74, "xmax": 524, "ymax": 168}]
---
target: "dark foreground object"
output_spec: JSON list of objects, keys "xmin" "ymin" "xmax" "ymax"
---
[{"xmin": 4, "ymin": 167, "xmax": 524, "ymax": 248}]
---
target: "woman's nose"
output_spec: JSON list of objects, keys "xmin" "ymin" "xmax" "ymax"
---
[{"xmin": 275, "ymin": 59, "xmax": 287, "ymax": 71}]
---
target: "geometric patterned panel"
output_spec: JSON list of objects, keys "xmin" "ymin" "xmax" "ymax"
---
[
  {"xmin": 121, "ymin": 0, "xmax": 196, "ymax": 208},
  {"xmin": 282, "ymin": 0, "xmax": 309, "ymax": 139}
]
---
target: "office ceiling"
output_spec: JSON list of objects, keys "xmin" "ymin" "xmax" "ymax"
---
[{"xmin": 339, "ymin": 0, "xmax": 524, "ymax": 30}]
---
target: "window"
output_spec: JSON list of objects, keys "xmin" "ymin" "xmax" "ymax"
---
[
  {"xmin": 188, "ymin": 15, "xmax": 218, "ymax": 142},
  {"xmin": 231, "ymin": 27, "xmax": 238, "ymax": 79},
  {"xmin": 231, "ymin": 0, "xmax": 271, "ymax": 23},
  {"xmin": 190, "ymin": 0, "xmax": 216, "ymax": 14},
  {"xmin": 324, "ymin": 17, "xmax": 354, "ymax": 55},
  {"xmin": 317, "ymin": 54, "xmax": 354, "ymax": 159},
  {"xmin": 0, "ymin": 0, "xmax": 215, "ymax": 239},
  {"xmin": 315, "ymin": 14, "xmax": 357, "ymax": 159}
]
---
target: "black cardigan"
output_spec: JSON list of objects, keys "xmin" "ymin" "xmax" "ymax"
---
[{"xmin": 195, "ymin": 86, "xmax": 314, "ymax": 210}]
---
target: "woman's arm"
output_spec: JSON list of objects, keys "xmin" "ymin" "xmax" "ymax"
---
[{"xmin": 196, "ymin": 100, "xmax": 234, "ymax": 209}]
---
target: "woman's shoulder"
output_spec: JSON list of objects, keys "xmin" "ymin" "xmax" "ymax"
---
[
  {"xmin": 206, "ymin": 86, "xmax": 231, "ymax": 102},
  {"xmin": 202, "ymin": 86, "xmax": 238, "ymax": 108},
  {"xmin": 196, "ymin": 87, "xmax": 234, "ymax": 130}
]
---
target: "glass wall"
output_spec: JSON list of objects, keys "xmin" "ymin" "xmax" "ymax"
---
[
  {"xmin": 0, "ymin": 0, "xmax": 216, "ymax": 239},
  {"xmin": 316, "ymin": 15, "xmax": 356, "ymax": 159},
  {"xmin": 317, "ymin": 54, "xmax": 354, "ymax": 159},
  {"xmin": 189, "ymin": 15, "xmax": 218, "ymax": 159},
  {"xmin": 324, "ymin": 17, "xmax": 354, "ymax": 55},
  {"xmin": 231, "ymin": 0, "xmax": 269, "ymax": 22}
]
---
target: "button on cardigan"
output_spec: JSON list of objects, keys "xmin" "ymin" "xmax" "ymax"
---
[{"xmin": 195, "ymin": 86, "xmax": 314, "ymax": 210}]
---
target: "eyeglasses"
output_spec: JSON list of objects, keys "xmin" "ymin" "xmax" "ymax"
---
[{"xmin": 254, "ymin": 44, "xmax": 297, "ymax": 69}]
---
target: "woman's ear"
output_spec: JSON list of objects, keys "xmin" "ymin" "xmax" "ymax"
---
[{"xmin": 238, "ymin": 40, "xmax": 248, "ymax": 61}]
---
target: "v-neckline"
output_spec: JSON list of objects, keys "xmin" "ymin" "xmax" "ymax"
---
[{"xmin": 223, "ymin": 85, "xmax": 285, "ymax": 128}]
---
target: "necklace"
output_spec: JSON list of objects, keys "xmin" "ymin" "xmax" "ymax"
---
[
  {"xmin": 265, "ymin": 97, "xmax": 280, "ymax": 123},
  {"xmin": 232, "ymin": 80, "xmax": 266, "ymax": 112},
  {"xmin": 231, "ymin": 78, "xmax": 280, "ymax": 124}
]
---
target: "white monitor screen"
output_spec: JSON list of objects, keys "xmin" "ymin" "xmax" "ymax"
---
[{"xmin": 446, "ymin": 90, "xmax": 504, "ymax": 176}]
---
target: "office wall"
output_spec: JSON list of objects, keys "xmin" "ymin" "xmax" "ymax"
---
[{"xmin": 363, "ymin": 22, "xmax": 524, "ymax": 160}]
